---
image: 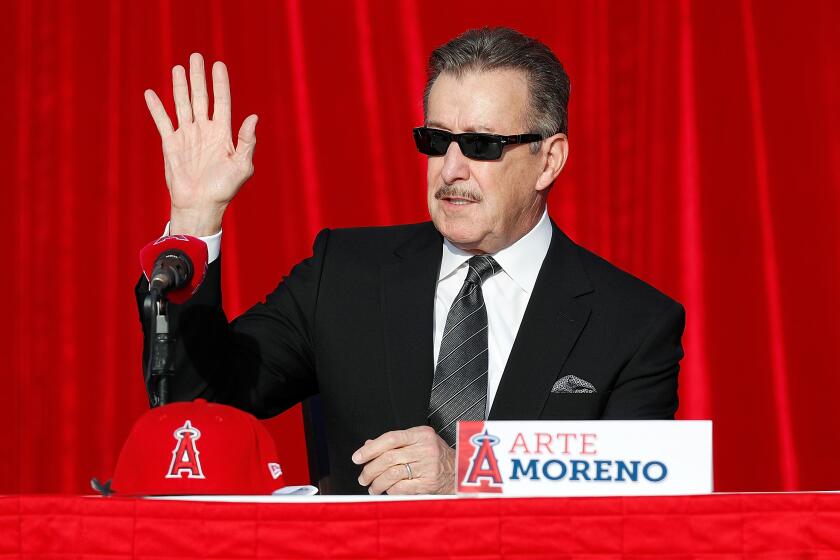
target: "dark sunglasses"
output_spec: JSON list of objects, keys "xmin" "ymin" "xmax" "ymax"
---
[{"xmin": 413, "ymin": 127, "xmax": 543, "ymax": 161}]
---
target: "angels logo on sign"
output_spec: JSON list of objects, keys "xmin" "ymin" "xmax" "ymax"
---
[
  {"xmin": 461, "ymin": 430, "xmax": 504, "ymax": 491},
  {"xmin": 166, "ymin": 420, "xmax": 206, "ymax": 479}
]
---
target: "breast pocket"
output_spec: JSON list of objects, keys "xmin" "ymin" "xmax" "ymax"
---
[{"xmin": 541, "ymin": 392, "xmax": 606, "ymax": 420}]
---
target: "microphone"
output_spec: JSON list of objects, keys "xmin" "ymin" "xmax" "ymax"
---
[{"xmin": 140, "ymin": 235, "xmax": 209, "ymax": 304}]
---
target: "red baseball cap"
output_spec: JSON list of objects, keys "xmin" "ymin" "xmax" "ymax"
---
[{"xmin": 93, "ymin": 399, "xmax": 316, "ymax": 496}]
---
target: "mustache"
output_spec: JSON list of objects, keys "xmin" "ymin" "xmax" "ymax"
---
[{"xmin": 434, "ymin": 184, "xmax": 483, "ymax": 203}]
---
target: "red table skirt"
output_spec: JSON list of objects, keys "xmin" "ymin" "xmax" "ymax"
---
[{"xmin": 2, "ymin": 493, "xmax": 840, "ymax": 559}]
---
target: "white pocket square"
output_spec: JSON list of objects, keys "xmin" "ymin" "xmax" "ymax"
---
[{"xmin": 552, "ymin": 374, "xmax": 597, "ymax": 394}]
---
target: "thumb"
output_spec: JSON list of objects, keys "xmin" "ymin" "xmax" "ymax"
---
[{"xmin": 234, "ymin": 114, "xmax": 258, "ymax": 159}]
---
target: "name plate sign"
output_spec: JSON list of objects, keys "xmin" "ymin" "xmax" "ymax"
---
[{"xmin": 456, "ymin": 420, "xmax": 712, "ymax": 496}]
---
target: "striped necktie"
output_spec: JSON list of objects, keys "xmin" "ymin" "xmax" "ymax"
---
[{"xmin": 428, "ymin": 255, "xmax": 501, "ymax": 446}]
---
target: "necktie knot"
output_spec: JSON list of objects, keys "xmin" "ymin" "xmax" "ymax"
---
[{"xmin": 465, "ymin": 255, "xmax": 500, "ymax": 286}]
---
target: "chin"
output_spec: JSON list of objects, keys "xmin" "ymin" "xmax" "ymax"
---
[{"xmin": 434, "ymin": 220, "xmax": 486, "ymax": 251}]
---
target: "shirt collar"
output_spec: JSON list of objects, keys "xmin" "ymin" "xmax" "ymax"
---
[{"xmin": 438, "ymin": 208, "xmax": 553, "ymax": 294}]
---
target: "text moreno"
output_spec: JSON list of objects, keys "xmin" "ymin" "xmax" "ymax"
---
[{"xmin": 509, "ymin": 458, "xmax": 668, "ymax": 482}]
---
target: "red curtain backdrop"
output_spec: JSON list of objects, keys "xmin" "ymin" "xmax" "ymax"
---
[{"xmin": 2, "ymin": 0, "xmax": 838, "ymax": 494}]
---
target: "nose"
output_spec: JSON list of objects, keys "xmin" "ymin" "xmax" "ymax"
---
[{"xmin": 440, "ymin": 139, "xmax": 471, "ymax": 185}]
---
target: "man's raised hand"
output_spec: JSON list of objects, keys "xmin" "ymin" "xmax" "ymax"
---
[{"xmin": 144, "ymin": 53, "xmax": 258, "ymax": 237}]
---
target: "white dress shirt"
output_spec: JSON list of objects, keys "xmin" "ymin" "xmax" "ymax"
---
[
  {"xmin": 433, "ymin": 209, "xmax": 552, "ymax": 416},
  {"xmin": 170, "ymin": 207, "xmax": 553, "ymax": 416}
]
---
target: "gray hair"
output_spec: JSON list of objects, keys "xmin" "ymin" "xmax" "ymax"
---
[{"xmin": 422, "ymin": 27, "xmax": 570, "ymax": 154}]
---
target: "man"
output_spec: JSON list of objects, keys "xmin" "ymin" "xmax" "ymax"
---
[{"xmin": 138, "ymin": 27, "xmax": 685, "ymax": 495}]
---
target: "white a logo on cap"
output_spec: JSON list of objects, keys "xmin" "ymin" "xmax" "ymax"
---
[
  {"xmin": 166, "ymin": 420, "xmax": 206, "ymax": 479},
  {"xmin": 268, "ymin": 462, "xmax": 283, "ymax": 480}
]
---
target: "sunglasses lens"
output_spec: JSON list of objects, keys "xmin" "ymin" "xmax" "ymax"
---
[
  {"xmin": 413, "ymin": 128, "xmax": 430, "ymax": 154},
  {"xmin": 460, "ymin": 134, "xmax": 502, "ymax": 160},
  {"xmin": 414, "ymin": 128, "xmax": 452, "ymax": 156},
  {"xmin": 428, "ymin": 130, "xmax": 452, "ymax": 156}
]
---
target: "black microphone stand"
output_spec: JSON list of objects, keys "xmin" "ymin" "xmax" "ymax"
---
[
  {"xmin": 142, "ymin": 248, "xmax": 194, "ymax": 408},
  {"xmin": 144, "ymin": 288, "xmax": 176, "ymax": 407}
]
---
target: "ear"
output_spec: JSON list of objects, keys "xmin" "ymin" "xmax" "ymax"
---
[{"xmin": 535, "ymin": 133, "xmax": 569, "ymax": 192}]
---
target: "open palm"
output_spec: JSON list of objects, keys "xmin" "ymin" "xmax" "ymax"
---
[{"xmin": 144, "ymin": 53, "xmax": 257, "ymax": 236}]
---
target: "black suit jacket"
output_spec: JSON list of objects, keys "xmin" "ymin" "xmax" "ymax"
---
[{"xmin": 136, "ymin": 220, "xmax": 685, "ymax": 494}]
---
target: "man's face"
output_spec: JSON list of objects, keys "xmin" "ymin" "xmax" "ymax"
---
[{"xmin": 425, "ymin": 69, "xmax": 545, "ymax": 254}]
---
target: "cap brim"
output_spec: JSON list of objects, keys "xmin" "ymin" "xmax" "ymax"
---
[{"xmin": 271, "ymin": 485, "xmax": 319, "ymax": 496}]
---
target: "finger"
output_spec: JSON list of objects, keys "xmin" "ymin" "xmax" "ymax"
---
[
  {"xmin": 234, "ymin": 114, "xmax": 259, "ymax": 161},
  {"xmin": 172, "ymin": 65, "xmax": 192, "ymax": 128},
  {"xmin": 358, "ymin": 449, "xmax": 413, "ymax": 486},
  {"xmin": 211, "ymin": 61, "xmax": 231, "ymax": 130},
  {"xmin": 189, "ymin": 53, "xmax": 209, "ymax": 121},
  {"xmin": 143, "ymin": 89, "xmax": 174, "ymax": 137},
  {"xmin": 352, "ymin": 429, "xmax": 412, "ymax": 465},
  {"xmin": 386, "ymin": 479, "xmax": 423, "ymax": 495},
  {"xmin": 368, "ymin": 463, "xmax": 412, "ymax": 495}
]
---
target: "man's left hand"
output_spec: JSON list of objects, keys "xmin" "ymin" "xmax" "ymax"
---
[{"xmin": 352, "ymin": 426, "xmax": 455, "ymax": 495}]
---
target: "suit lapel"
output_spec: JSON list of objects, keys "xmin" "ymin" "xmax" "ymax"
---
[
  {"xmin": 489, "ymin": 223, "xmax": 594, "ymax": 420},
  {"xmin": 381, "ymin": 224, "xmax": 442, "ymax": 429}
]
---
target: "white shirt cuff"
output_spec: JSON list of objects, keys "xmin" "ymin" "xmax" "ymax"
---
[{"xmin": 162, "ymin": 222, "xmax": 222, "ymax": 264}]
